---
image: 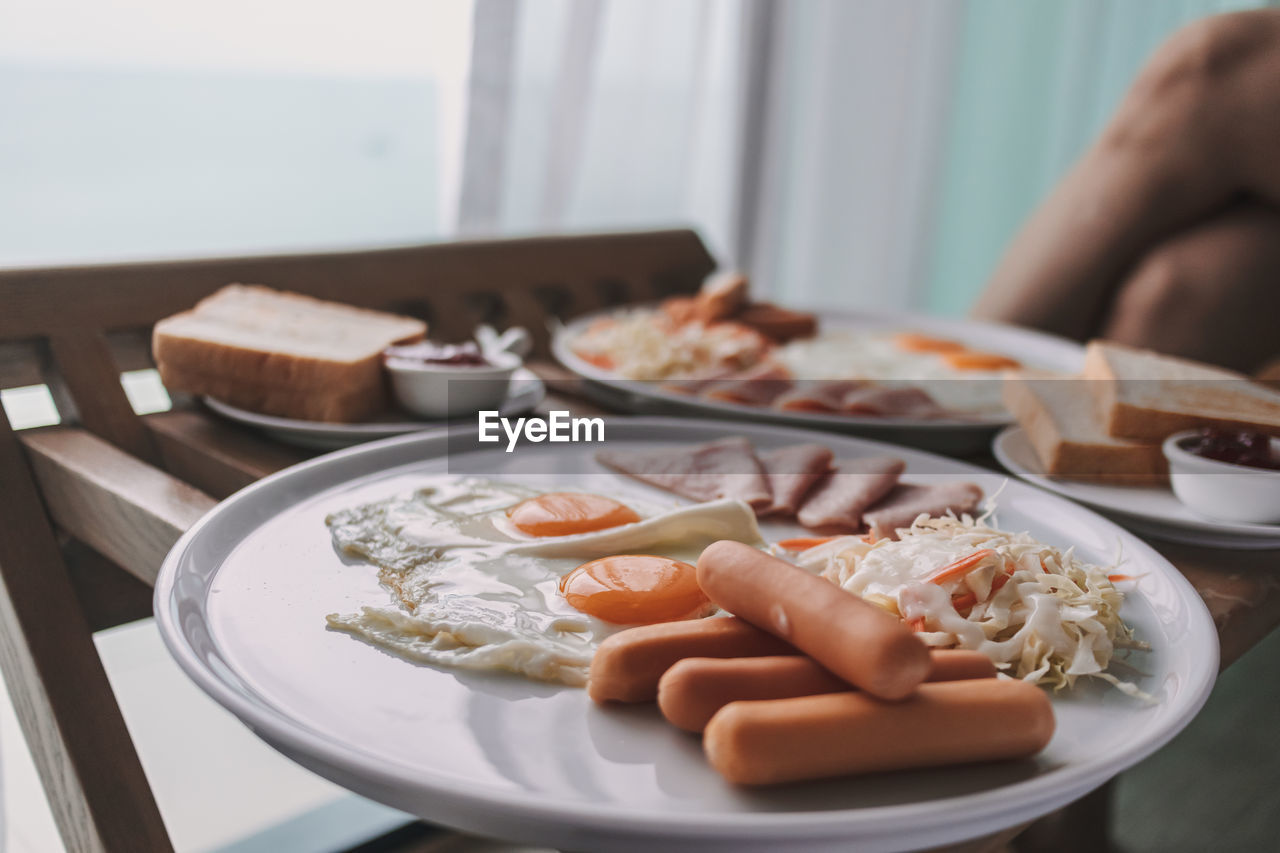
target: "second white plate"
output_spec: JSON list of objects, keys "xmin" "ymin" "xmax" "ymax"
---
[{"xmin": 993, "ymin": 426, "xmax": 1280, "ymax": 550}]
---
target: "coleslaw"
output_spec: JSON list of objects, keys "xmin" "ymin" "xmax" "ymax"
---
[{"xmin": 793, "ymin": 513, "xmax": 1150, "ymax": 698}]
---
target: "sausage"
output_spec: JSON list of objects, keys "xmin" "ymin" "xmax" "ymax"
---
[
  {"xmin": 658, "ymin": 650, "xmax": 996, "ymax": 732},
  {"xmin": 587, "ymin": 616, "xmax": 794, "ymax": 704},
  {"xmin": 695, "ymin": 541, "xmax": 931, "ymax": 700},
  {"xmin": 694, "ymin": 272, "xmax": 749, "ymax": 322},
  {"xmin": 735, "ymin": 303, "xmax": 818, "ymax": 343},
  {"xmin": 703, "ymin": 678, "xmax": 1055, "ymax": 785}
]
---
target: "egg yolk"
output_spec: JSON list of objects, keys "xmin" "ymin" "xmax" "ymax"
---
[
  {"xmin": 507, "ymin": 492, "xmax": 640, "ymax": 537},
  {"xmin": 942, "ymin": 350, "xmax": 1021, "ymax": 371},
  {"xmin": 894, "ymin": 332, "xmax": 966, "ymax": 354},
  {"xmin": 559, "ymin": 555, "xmax": 712, "ymax": 624}
]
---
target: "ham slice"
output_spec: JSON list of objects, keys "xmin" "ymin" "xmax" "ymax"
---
[
  {"xmin": 774, "ymin": 380, "xmax": 870, "ymax": 413},
  {"xmin": 702, "ymin": 363, "xmax": 794, "ymax": 406},
  {"xmin": 596, "ymin": 437, "xmax": 773, "ymax": 509},
  {"xmin": 795, "ymin": 457, "xmax": 906, "ymax": 531},
  {"xmin": 864, "ymin": 482, "xmax": 984, "ymax": 541},
  {"xmin": 841, "ymin": 387, "xmax": 948, "ymax": 418},
  {"xmin": 758, "ymin": 444, "xmax": 835, "ymax": 517}
]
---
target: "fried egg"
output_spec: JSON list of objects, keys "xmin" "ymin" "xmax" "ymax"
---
[{"xmin": 324, "ymin": 476, "xmax": 761, "ymax": 685}]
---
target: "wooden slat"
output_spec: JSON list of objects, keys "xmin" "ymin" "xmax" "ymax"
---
[
  {"xmin": 106, "ymin": 329, "xmax": 158, "ymax": 373},
  {"xmin": 49, "ymin": 332, "xmax": 160, "ymax": 464},
  {"xmin": 0, "ymin": 415, "xmax": 173, "ymax": 853},
  {"xmin": 21, "ymin": 427, "xmax": 214, "ymax": 585},
  {"xmin": 0, "ymin": 340, "xmax": 44, "ymax": 390},
  {"xmin": 146, "ymin": 409, "xmax": 309, "ymax": 499},
  {"xmin": 62, "ymin": 540, "xmax": 157, "ymax": 633},
  {"xmin": 0, "ymin": 230, "xmax": 716, "ymax": 343}
]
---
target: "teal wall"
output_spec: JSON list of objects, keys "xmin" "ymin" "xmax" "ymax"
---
[{"xmin": 924, "ymin": 0, "xmax": 1274, "ymax": 316}]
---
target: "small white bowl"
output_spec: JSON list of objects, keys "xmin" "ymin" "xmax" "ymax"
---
[
  {"xmin": 385, "ymin": 349, "xmax": 521, "ymax": 420},
  {"xmin": 1162, "ymin": 430, "xmax": 1280, "ymax": 524}
]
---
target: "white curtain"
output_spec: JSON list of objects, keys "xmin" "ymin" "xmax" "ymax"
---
[{"xmin": 456, "ymin": 0, "xmax": 1274, "ymax": 316}]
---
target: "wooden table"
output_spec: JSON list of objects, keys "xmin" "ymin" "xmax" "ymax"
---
[{"xmin": 16, "ymin": 359, "xmax": 1280, "ymax": 853}]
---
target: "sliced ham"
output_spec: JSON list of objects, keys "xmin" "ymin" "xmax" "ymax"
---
[
  {"xmin": 841, "ymin": 386, "xmax": 948, "ymax": 419},
  {"xmin": 795, "ymin": 457, "xmax": 906, "ymax": 531},
  {"xmin": 758, "ymin": 444, "xmax": 835, "ymax": 517},
  {"xmin": 864, "ymin": 482, "xmax": 984, "ymax": 541},
  {"xmin": 596, "ymin": 437, "xmax": 773, "ymax": 509},
  {"xmin": 702, "ymin": 363, "xmax": 794, "ymax": 406},
  {"xmin": 774, "ymin": 380, "xmax": 870, "ymax": 413}
]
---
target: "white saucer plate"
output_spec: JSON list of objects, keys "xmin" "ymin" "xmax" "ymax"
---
[
  {"xmin": 993, "ymin": 425, "xmax": 1280, "ymax": 550},
  {"xmin": 202, "ymin": 368, "xmax": 545, "ymax": 450}
]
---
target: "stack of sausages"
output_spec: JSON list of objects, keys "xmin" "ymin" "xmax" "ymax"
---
[{"xmin": 588, "ymin": 541, "xmax": 1055, "ymax": 785}]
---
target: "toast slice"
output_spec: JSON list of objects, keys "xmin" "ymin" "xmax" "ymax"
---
[
  {"xmin": 1004, "ymin": 371, "xmax": 1167, "ymax": 484},
  {"xmin": 153, "ymin": 284, "xmax": 426, "ymax": 422},
  {"xmin": 1083, "ymin": 341, "xmax": 1280, "ymax": 442}
]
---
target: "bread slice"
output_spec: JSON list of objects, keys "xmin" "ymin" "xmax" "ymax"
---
[
  {"xmin": 1004, "ymin": 371, "xmax": 1167, "ymax": 484},
  {"xmin": 153, "ymin": 284, "xmax": 426, "ymax": 422},
  {"xmin": 1083, "ymin": 341, "xmax": 1280, "ymax": 442}
]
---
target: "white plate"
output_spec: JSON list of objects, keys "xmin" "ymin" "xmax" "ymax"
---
[
  {"xmin": 993, "ymin": 426, "xmax": 1280, "ymax": 550},
  {"xmin": 201, "ymin": 368, "xmax": 545, "ymax": 450},
  {"xmin": 155, "ymin": 418, "xmax": 1217, "ymax": 853},
  {"xmin": 552, "ymin": 309, "xmax": 1084, "ymax": 455}
]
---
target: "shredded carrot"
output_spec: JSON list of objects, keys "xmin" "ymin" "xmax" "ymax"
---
[
  {"xmin": 1108, "ymin": 573, "xmax": 1135, "ymax": 583},
  {"xmin": 950, "ymin": 592, "xmax": 977, "ymax": 612},
  {"xmin": 575, "ymin": 350, "xmax": 615, "ymax": 370},
  {"xmin": 926, "ymin": 549, "xmax": 996, "ymax": 585},
  {"xmin": 907, "ymin": 617, "xmax": 927, "ymax": 632},
  {"xmin": 862, "ymin": 532, "xmax": 877, "ymax": 544},
  {"xmin": 893, "ymin": 332, "xmax": 965, "ymax": 354},
  {"xmin": 776, "ymin": 536, "xmax": 838, "ymax": 551}
]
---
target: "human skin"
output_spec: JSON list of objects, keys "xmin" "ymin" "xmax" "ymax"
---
[{"xmin": 973, "ymin": 10, "xmax": 1280, "ymax": 374}]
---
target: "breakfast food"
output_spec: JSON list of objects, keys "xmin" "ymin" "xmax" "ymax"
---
[
  {"xmin": 588, "ymin": 617, "xmax": 795, "ymax": 703},
  {"xmin": 794, "ymin": 457, "xmax": 906, "ymax": 530},
  {"xmin": 567, "ymin": 273, "xmax": 1024, "ymax": 421},
  {"xmin": 1084, "ymin": 340, "xmax": 1280, "ymax": 442},
  {"xmin": 599, "ymin": 438, "xmax": 981, "ymax": 538},
  {"xmin": 696, "ymin": 541, "xmax": 932, "ymax": 700},
  {"xmin": 154, "ymin": 284, "xmax": 427, "ymax": 422},
  {"xmin": 758, "ymin": 444, "xmax": 835, "ymax": 516},
  {"xmin": 596, "ymin": 437, "xmax": 773, "ymax": 509},
  {"xmin": 795, "ymin": 514, "xmax": 1147, "ymax": 695},
  {"xmin": 324, "ymin": 478, "xmax": 761, "ymax": 685},
  {"xmin": 1003, "ymin": 371, "xmax": 1168, "ymax": 483},
  {"xmin": 863, "ymin": 482, "xmax": 986, "ymax": 541},
  {"xmin": 657, "ymin": 650, "xmax": 997, "ymax": 732},
  {"xmin": 702, "ymin": 679, "xmax": 1055, "ymax": 785}
]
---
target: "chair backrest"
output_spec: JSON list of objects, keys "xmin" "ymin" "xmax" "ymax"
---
[
  {"xmin": 0, "ymin": 228, "xmax": 716, "ymax": 458},
  {"xmin": 0, "ymin": 228, "xmax": 715, "ymax": 853}
]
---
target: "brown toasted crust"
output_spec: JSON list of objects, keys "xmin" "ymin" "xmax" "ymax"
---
[
  {"xmin": 160, "ymin": 361, "xmax": 388, "ymax": 422},
  {"xmin": 1003, "ymin": 374, "xmax": 1167, "ymax": 484}
]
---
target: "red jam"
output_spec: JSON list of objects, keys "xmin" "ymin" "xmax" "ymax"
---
[
  {"xmin": 1180, "ymin": 429, "xmax": 1280, "ymax": 470},
  {"xmin": 383, "ymin": 341, "xmax": 491, "ymax": 368}
]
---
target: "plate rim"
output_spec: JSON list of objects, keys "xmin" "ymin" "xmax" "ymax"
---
[
  {"xmin": 551, "ymin": 307, "xmax": 1086, "ymax": 431},
  {"xmin": 201, "ymin": 367, "xmax": 546, "ymax": 437},
  {"xmin": 154, "ymin": 416, "xmax": 1219, "ymax": 848},
  {"xmin": 993, "ymin": 424, "xmax": 1280, "ymax": 544}
]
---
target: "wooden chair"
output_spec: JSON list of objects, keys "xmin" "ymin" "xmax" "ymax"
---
[{"xmin": 0, "ymin": 229, "xmax": 715, "ymax": 852}]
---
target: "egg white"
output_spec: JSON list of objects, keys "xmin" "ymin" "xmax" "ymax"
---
[{"xmin": 324, "ymin": 477, "xmax": 762, "ymax": 686}]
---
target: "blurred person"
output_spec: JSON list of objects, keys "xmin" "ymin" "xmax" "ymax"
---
[{"xmin": 974, "ymin": 9, "xmax": 1280, "ymax": 376}]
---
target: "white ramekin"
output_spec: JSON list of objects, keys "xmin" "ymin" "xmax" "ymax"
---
[
  {"xmin": 385, "ymin": 349, "xmax": 521, "ymax": 420},
  {"xmin": 1162, "ymin": 430, "xmax": 1280, "ymax": 524}
]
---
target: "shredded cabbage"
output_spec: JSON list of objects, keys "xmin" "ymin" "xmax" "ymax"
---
[
  {"xmin": 795, "ymin": 513, "xmax": 1150, "ymax": 698},
  {"xmin": 571, "ymin": 309, "xmax": 768, "ymax": 380}
]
